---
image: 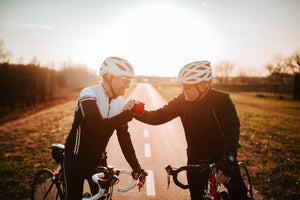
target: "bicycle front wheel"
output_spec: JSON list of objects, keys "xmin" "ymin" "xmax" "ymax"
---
[
  {"xmin": 239, "ymin": 162, "xmax": 253, "ymax": 199},
  {"xmin": 31, "ymin": 168, "xmax": 63, "ymax": 200}
]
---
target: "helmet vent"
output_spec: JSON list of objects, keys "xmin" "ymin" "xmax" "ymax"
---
[
  {"xmin": 188, "ymin": 78, "xmax": 197, "ymax": 82},
  {"xmin": 196, "ymin": 67, "xmax": 206, "ymax": 70},
  {"xmin": 199, "ymin": 73, "xmax": 206, "ymax": 78},
  {"xmin": 125, "ymin": 63, "xmax": 133, "ymax": 73},
  {"xmin": 116, "ymin": 63, "xmax": 126, "ymax": 71},
  {"xmin": 111, "ymin": 57, "xmax": 122, "ymax": 61},
  {"xmin": 181, "ymin": 71, "xmax": 187, "ymax": 78},
  {"xmin": 188, "ymin": 65, "xmax": 196, "ymax": 69},
  {"xmin": 185, "ymin": 71, "xmax": 197, "ymax": 78}
]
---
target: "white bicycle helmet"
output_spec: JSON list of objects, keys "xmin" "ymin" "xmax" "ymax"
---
[
  {"xmin": 100, "ymin": 57, "xmax": 135, "ymax": 78},
  {"xmin": 178, "ymin": 60, "xmax": 212, "ymax": 84}
]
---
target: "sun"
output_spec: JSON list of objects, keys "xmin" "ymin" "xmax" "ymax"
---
[{"xmin": 97, "ymin": 2, "xmax": 218, "ymax": 76}]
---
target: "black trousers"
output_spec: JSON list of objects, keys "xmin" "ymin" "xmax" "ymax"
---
[
  {"xmin": 187, "ymin": 159, "xmax": 249, "ymax": 200},
  {"xmin": 63, "ymin": 154, "xmax": 107, "ymax": 200}
]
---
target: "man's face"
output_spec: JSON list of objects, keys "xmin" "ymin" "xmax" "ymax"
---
[
  {"xmin": 181, "ymin": 84, "xmax": 200, "ymax": 101},
  {"xmin": 111, "ymin": 76, "xmax": 132, "ymax": 96}
]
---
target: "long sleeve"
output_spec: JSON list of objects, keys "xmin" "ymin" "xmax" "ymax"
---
[
  {"xmin": 135, "ymin": 94, "xmax": 184, "ymax": 125},
  {"xmin": 81, "ymin": 99, "xmax": 133, "ymax": 140},
  {"xmin": 218, "ymin": 95, "xmax": 240, "ymax": 156},
  {"xmin": 116, "ymin": 124, "xmax": 141, "ymax": 170}
]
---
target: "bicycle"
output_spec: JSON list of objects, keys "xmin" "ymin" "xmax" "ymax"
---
[
  {"xmin": 31, "ymin": 143, "xmax": 146, "ymax": 200},
  {"xmin": 165, "ymin": 161, "xmax": 253, "ymax": 200}
]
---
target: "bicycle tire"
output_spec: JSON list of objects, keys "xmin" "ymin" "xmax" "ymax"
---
[
  {"xmin": 238, "ymin": 162, "xmax": 253, "ymax": 199},
  {"xmin": 31, "ymin": 168, "xmax": 64, "ymax": 200}
]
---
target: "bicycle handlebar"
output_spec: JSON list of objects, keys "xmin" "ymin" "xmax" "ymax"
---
[
  {"xmin": 83, "ymin": 168, "xmax": 146, "ymax": 200},
  {"xmin": 165, "ymin": 163, "xmax": 215, "ymax": 190},
  {"xmin": 116, "ymin": 169, "xmax": 138, "ymax": 192}
]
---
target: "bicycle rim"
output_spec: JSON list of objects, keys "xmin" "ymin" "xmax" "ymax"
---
[
  {"xmin": 239, "ymin": 162, "xmax": 253, "ymax": 198},
  {"xmin": 31, "ymin": 168, "xmax": 63, "ymax": 200}
]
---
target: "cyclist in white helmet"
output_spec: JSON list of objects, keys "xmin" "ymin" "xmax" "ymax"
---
[
  {"xmin": 64, "ymin": 57, "xmax": 146, "ymax": 200},
  {"xmin": 131, "ymin": 60, "xmax": 250, "ymax": 199}
]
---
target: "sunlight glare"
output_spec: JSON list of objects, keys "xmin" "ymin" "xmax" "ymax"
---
[{"xmin": 98, "ymin": 2, "xmax": 219, "ymax": 76}]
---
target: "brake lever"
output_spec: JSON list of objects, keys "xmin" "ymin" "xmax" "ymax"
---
[
  {"xmin": 136, "ymin": 171, "xmax": 148, "ymax": 192},
  {"xmin": 167, "ymin": 174, "xmax": 170, "ymax": 190},
  {"xmin": 165, "ymin": 165, "xmax": 172, "ymax": 190}
]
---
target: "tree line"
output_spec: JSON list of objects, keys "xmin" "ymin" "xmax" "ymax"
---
[
  {"xmin": 0, "ymin": 63, "xmax": 98, "ymax": 114},
  {"xmin": 213, "ymin": 49, "xmax": 300, "ymax": 100},
  {"xmin": 0, "ymin": 39, "xmax": 98, "ymax": 113},
  {"xmin": 0, "ymin": 63, "xmax": 59, "ymax": 110}
]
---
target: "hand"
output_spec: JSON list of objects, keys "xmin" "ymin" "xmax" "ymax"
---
[
  {"xmin": 217, "ymin": 169, "xmax": 231, "ymax": 184},
  {"xmin": 132, "ymin": 168, "xmax": 148, "ymax": 190},
  {"xmin": 216, "ymin": 156, "xmax": 234, "ymax": 184},
  {"xmin": 123, "ymin": 99, "xmax": 136, "ymax": 111}
]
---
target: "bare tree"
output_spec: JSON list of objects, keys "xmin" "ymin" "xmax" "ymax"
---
[
  {"xmin": 265, "ymin": 54, "xmax": 287, "ymax": 74},
  {"xmin": 29, "ymin": 56, "xmax": 40, "ymax": 66},
  {"xmin": 213, "ymin": 60, "xmax": 235, "ymax": 85},
  {"xmin": 265, "ymin": 54, "xmax": 294, "ymax": 98},
  {"xmin": 286, "ymin": 49, "xmax": 300, "ymax": 100},
  {"xmin": 0, "ymin": 39, "xmax": 12, "ymax": 63},
  {"xmin": 286, "ymin": 49, "xmax": 300, "ymax": 74}
]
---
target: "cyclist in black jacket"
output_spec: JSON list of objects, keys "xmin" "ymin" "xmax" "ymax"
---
[
  {"xmin": 133, "ymin": 61, "xmax": 249, "ymax": 199},
  {"xmin": 64, "ymin": 57, "xmax": 146, "ymax": 200}
]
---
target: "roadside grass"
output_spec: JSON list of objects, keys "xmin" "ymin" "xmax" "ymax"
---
[
  {"xmin": 0, "ymin": 101, "xmax": 75, "ymax": 199},
  {"xmin": 151, "ymin": 83, "xmax": 300, "ymax": 199}
]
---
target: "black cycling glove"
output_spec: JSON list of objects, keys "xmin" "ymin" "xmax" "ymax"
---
[
  {"xmin": 132, "ymin": 168, "xmax": 148, "ymax": 190},
  {"xmin": 131, "ymin": 168, "xmax": 147, "ymax": 180},
  {"xmin": 216, "ymin": 155, "xmax": 235, "ymax": 177}
]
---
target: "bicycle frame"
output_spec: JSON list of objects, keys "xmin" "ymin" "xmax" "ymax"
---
[
  {"xmin": 32, "ymin": 143, "xmax": 146, "ymax": 200},
  {"xmin": 207, "ymin": 167, "xmax": 221, "ymax": 200}
]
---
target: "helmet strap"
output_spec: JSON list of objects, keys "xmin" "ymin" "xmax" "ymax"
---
[
  {"xmin": 103, "ymin": 75, "xmax": 118, "ymax": 99},
  {"xmin": 196, "ymin": 84, "xmax": 210, "ymax": 101}
]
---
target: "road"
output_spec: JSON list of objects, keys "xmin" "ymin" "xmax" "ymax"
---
[{"xmin": 84, "ymin": 83, "xmax": 190, "ymax": 199}]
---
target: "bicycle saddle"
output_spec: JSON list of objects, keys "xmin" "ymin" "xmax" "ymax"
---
[{"xmin": 50, "ymin": 143, "xmax": 65, "ymax": 151}]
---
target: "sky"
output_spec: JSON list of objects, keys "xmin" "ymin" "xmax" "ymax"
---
[{"xmin": 0, "ymin": 0, "xmax": 299, "ymax": 77}]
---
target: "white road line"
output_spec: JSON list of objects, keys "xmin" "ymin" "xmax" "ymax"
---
[
  {"xmin": 145, "ymin": 170, "xmax": 155, "ymax": 196},
  {"xmin": 144, "ymin": 144, "xmax": 151, "ymax": 158},
  {"xmin": 144, "ymin": 129, "xmax": 149, "ymax": 138}
]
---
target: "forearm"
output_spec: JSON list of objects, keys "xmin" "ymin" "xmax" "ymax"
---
[
  {"xmin": 135, "ymin": 110, "xmax": 176, "ymax": 125},
  {"xmin": 84, "ymin": 110, "xmax": 133, "ymax": 138},
  {"xmin": 117, "ymin": 127, "xmax": 141, "ymax": 170},
  {"xmin": 222, "ymin": 127, "xmax": 240, "ymax": 156},
  {"xmin": 220, "ymin": 96, "xmax": 240, "ymax": 156}
]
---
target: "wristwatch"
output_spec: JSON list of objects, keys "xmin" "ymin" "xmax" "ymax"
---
[
  {"xmin": 228, "ymin": 155, "xmax": 235, "ymax": 162},
  {"xmin": 223, "ymin": 154, "xmax": 235, "ymax": 162}
]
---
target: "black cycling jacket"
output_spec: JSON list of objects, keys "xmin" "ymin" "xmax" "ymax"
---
[
  {"xmin": 135, "ymin": 88, "xmax": 240, "ymax": 162},
  {"xmin": 65, "ymin": 85, "xmax": 141, "ymax": 170}
]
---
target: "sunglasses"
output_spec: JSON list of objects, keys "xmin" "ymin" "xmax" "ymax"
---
[
  {"xmin": 117, "ymin": 76, "xmax": 132, "ymax": 85},
  {"xmin": 181, "ymin": 84, "xmax": 195, "ymax": 90}
]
